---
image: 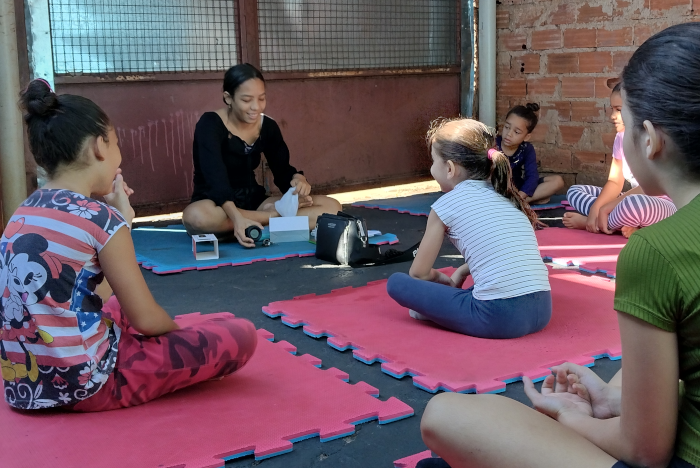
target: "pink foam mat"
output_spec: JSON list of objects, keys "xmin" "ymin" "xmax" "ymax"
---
[
  {"xmin": 0, "ymin": 314, "xmax": 413, "ymax": 468},
  {"xmin": 263, "ymin": 270, "xmax": 621, "ymax": 394},
  {"xmin": 394, "ymin": 450, "xmax": 433, "ymax": 467},
  {"xmin": 536, "ymin": 227, "xmax": 628, "ymax": 278}
]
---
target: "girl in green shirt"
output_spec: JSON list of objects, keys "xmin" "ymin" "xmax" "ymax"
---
[{"xmin": 416, "ymin": 22, "xmax": 700, "ymax": 468}]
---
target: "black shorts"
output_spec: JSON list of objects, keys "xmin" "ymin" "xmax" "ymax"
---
[
  {"xmin": 613, "ymin": 456, "xmax": 695, "ymax": 468},
  {"xmin": 191, "ymin": 185, "xmax": 268, "ymax": 211}
]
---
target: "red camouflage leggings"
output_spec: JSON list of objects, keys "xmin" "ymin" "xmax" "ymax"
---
[{"xmin": 71, "ymin": 297, "xmax": 258, "ymax": 412}]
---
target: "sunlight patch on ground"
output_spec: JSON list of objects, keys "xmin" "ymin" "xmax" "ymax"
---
[{"xmin": 132, "ymin": 180, "xmax": 440, "ymax": 224}]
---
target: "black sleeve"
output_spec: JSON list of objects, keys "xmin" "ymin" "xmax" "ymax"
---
[
  {"xmin": 194, "ymin": 113, "xmax": 237, "ymax": 206},
  {"xmin": 261, "ymin": 117, "xmax": 300, "ymax": 193}
]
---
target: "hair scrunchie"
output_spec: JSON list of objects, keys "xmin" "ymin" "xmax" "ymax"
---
[{"xmin": 487, "ymin": 148, "xmax": 498, "ymax": 160}]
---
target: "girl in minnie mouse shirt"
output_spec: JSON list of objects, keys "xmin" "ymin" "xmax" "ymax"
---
[{"xmin": 0, "ymin": 80, "xmax": 258, "ymax": 411}]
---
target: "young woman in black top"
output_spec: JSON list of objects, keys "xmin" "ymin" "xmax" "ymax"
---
[{"xmin": 183, "ymin": 64, "xmax": 341, "ymax": 247}]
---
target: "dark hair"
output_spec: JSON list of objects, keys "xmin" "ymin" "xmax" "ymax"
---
[
  {"xmin": 611, "ymin": 81, "xmax": 622, "ymax": 94},
  {"xmin": 427, "ymin": 118, "xmax": 540, "ymax": 229},
  {"xmin": 223, "ymin": 63, "xmax": 265, "ymax": 103},
  {"xmin": 505, "ymin": 103, "xmax": 540, "ymax": 133},
  {"xmin": 622, "ymin": 22, "xmax": 700, "ymax": 178},
  {"xmin": 19, "ymin": 80, "xmax": 111, "ymax": 178}
]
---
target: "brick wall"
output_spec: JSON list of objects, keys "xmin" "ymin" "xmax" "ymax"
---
[{"xmin": 496, "ymin": 0, "xmax": 698, "ymax": 188}]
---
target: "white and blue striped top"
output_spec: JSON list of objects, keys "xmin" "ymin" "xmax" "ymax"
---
[{"xmin": 431, "ymin": 179, "xmax": 550, "ymax": 301}]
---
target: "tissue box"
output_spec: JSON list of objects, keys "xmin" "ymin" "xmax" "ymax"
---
[
  {"xmin": 192, "ymin": 233, "xmax": 219, "ymax": 260},
  {"xmin": 269, "ymin": 216, "xmax": 309, "ymax": 243}
]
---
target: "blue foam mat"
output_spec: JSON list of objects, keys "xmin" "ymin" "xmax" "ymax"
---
[
  {"xmin": 132, "ymin": 224, "xmax": 399, "ymax": 274},
  {"xmin": 352, "ymin": 193, "xmax": 566, "ymax": 215}
]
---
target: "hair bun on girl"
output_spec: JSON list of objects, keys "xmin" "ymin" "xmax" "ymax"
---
[
  {"xmin": 525, "ymin": 103, "xmax": 540, "ymax": 113},
  {"xmin": 20, "ymin": 79, "xmax": 59, "ymax": 119}
]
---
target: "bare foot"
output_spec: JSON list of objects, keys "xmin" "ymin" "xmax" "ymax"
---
[
  {"xmin": 621, "ymin": 226, "xmax": 640, "ymax": 238},
  {"xmin": 531, "ymin": 197, "xmax": 551, "ymax": 205},
  {"xmin": 563, "ymin": 212, "xmax": 588, "ymax": 230}
]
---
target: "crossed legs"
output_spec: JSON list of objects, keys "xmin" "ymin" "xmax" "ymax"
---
[{"xmin": 182, "ymin": 195, "xmax": 341, "ymax": 235}]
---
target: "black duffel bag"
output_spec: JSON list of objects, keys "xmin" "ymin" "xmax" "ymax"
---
[{"xmin": 315, "ymin": 212, "xmax": 419, "ymax": 267}]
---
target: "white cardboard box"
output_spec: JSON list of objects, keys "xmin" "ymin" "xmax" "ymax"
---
[
  {"xmin": 192, "ymin": 233, "xmax": 219, "ymax": 260},
  {"xmin": 269, "ymin": 216, "xmax": 309, "ymax": 243}
]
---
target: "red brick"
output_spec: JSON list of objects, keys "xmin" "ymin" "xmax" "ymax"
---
[
  {"xmin": 649, "ymin": 0, "xmax": 690, "ymax": 11},
  {"xmin": 577, "ymin": 4, "xmax": 612, "ymax": 23},
  {"xmin": 515, "ymin": 53, "xmax": 541, "ymax": 74},
  {"xmin": 548, "ymin": 3, "xmax": 576, "ymax": 24},
  {"xmin": 563, "ymin": 28, "xmax": 597, "ymax": 48},
  {"xmin": 499, "ymin": 79, "xmax": 527, "ymax": 97},
  {"xmin": 538, "ymin": 148, "xmax": 573, "ymax": 172},
  {"xmin": 616, "ymin": 0, "xmax": 633, "ymax": 9},
  {"xmin": 541, "ymin": 101, "xmax": 572, "ymax": 122},
  {"xmin": 571, "ymin": 101, "xmax": 606, "ymax": 122},
  {"xmin": 497, "ymin": 10, "xmax": 510, "ymax": 29},
  {"xmin": 602, "ymin": 132, "xmax": 617, "ymax": 150},
  {"xmin": 499, "ymin": 31, "xmax": 528, "ymax": 51},
  {"xmin": 559, "ymin": 125, "xmax": 586, "ymax": 145},
  {"xmin": 579, "ymin": 51, "xmax": 613, "ymax": 73},
  {"xmin": 548, "ymin": 53, "xmax": 579, "ymax": 74},
  {"xmin": 612, "ymin": 51, "xmax": 635, "ymax": 72},
  {"xmin": 527, "ymin": 77, "xmax": 559, "ymax": 96},
  {"xmin": 511, "ymin": 5, "xmax": 547, "ymax": 28},
  {"xmin": 573, "ymin": 152, "xmax": 607, "ymax": 171},
  {"xmin": 597, "ymin": 27, "xmax": 633, "ymax": 47},
  {"xmin": 561, "ymin": 77, "xmax": 595, "ymax": 98},
  {"xmin": 595, "ymin": 77, "xmax": 617, "ymax": 98},
  {"xmin": 497, "ymin": 99, "xmax": 512, "ymax": 122},
  {"xmin": 529, "ymin": 124, "xmax": 550, "ymax": 143},
  {"xmin": 531, "ymin": 29, "xmax": 562, "ymax": 50},
  {"xmin": 634, "ymin": 24, "xmax": 654, "ymax": 45}
]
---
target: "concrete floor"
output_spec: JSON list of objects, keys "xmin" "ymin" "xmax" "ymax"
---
[{"xmin": 139, "ymin": 204, "xmax": 622, "ymax": 468}]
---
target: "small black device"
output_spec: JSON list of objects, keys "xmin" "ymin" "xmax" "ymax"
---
[{"xmin": 245, "ymin": 225, "xmax": 262, "ymax": 242}]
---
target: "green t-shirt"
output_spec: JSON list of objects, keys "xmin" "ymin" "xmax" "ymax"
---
[{"xmin": 615, "ymin": 193, "xmax": 700, "ymax": 466}]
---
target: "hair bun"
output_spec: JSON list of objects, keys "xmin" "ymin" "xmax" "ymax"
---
[
  {"xmin": 20, "ymin": 80, "xmax": 58, "ymax": 119},
  {"xmin": 525, "ymin": 102, "xmax": 540, "ymax": 112}
]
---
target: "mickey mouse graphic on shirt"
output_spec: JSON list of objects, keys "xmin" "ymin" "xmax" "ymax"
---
[{"xmin": 0, "ymin": 218, "xmax": 73, "ymax": 383}]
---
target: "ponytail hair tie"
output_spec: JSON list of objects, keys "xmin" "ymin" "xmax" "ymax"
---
[
  {"xmin": 487, "ymin": 148, "xmax": 498, "ymax": 160},
  {"xmin": 34, "ymin": 78, "xmax": 53, "ymax": 92}
]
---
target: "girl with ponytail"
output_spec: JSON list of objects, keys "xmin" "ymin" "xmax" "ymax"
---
[
  {"xmin": 417, "ymin": 23, "xmax": 700, "ymax": 468},
  {"xmin": 386, "ymin": 118, "xmax": 551, "ymax": 339},
  {"xmin": 0, "ymin": 80, "xmax": 257, "ymax": 412}
]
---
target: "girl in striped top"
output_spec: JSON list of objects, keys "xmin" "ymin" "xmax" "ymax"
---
[
  {"xmin": 0, "ymin": 80, "xmax": 257, "ymax": 411},
  {"xmin": 386, "ymin": 118, "xmax": 551, "ymax": 339},
  {"xmin": 417, "ymin": 23, "xmax": 700, "ymax": 468}
]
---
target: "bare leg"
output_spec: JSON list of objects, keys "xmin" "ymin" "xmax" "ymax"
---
[
  {"xmin": 609, "ymin": 369, "xmax": 622, "ymax": 388},
  {"xmin": 183, "ymin": 195, "xmax": 341, "ymax": 235},
  {"xmin": 295, "ymin": 195, "xmax": 342, "ymax": 229},
  {"xmin": 528, "ymin": 175, "xmax": 566, "ymax": 205},
  {"xmin": 563, "ymin": 212, "xmax": 588, "ymax": 230},
  {"xmin": 182, "ymin": 199, "xmax": 276, "ymax": 235},
  {"xmin": 421, "ymin": 393, "xmax": 617, "ymax": 468}
]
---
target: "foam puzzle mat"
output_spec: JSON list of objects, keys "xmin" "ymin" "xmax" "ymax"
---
[
  {"xmin": 0, "ymin": 314, "xmax": 413, "ymax": 468},
  {"xmin": 132, "ymin": 224, "xmax": 399, "ymax": 274},
  {"xmin": 536, "ymin": 227, "xmax": 627, "ymax": 278},
  {"xmin": 263, "ymin": 269, "xmax": 620, "ymax": 394},
  {"xmin": 394, "ymin": 450, "xmax": 433, "ymax": 468},
  {"xmin": 352, "ymin": 193, "xmax": 566, "ymax": 216}
]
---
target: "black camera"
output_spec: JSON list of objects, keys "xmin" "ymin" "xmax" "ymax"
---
[{"xmin": 245, "ymin": 225, "xmax": 263, "ymax": 242}]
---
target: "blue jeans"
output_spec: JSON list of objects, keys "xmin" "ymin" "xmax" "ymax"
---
[{"xmin": 386, "ymin": 273, "xmax": 552, "ymax": 339}]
